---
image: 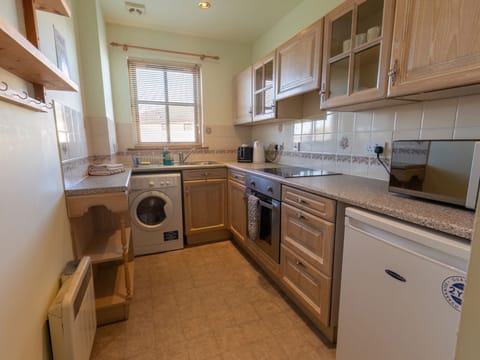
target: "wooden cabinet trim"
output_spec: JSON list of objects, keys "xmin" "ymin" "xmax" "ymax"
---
[
  {"xmin": 276, "ymin": 19, "xmax": 324, "ymax": 100},
  {"xmin": 282, "ymin": 185, "xmax": 336, "ymax": 221},
  {"xmin": 320, "ymin": 0, "xmax": 396, "ymax": 110}
]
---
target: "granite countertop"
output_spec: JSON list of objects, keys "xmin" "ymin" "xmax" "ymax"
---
[
  {"xmin": 64, "ymin": 169, "xmax": 131, "ymax": 196},
  {"xmin": 227, "ymin": 162, "xmax": 475, "ymax": 240},
  {"xmin": 64, "ymin": 161, "xmax": 475, "ymax": 239}
]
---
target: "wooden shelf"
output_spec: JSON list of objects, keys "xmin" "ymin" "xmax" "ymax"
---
[
  {"xmin": 35, "ymin": 0, "xmax": 72, "ymax": 17},
  {"xmin": 0, "ymin": 16, "xmax": 78, "ymax": 91},
  {"xmin": 85, "ymin": 227, "xmax": 131, "ymax": 264},
  {"xmin": 94, "ymin": 261, "xmax": 135, "ymax": 325}
]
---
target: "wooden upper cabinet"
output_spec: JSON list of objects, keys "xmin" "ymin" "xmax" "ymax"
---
[
  {"xmin": 233, "ymin": 65, "xmax": 253, "ymax": 125},
  {"xmin": 321, "ymin": 0, "xmax": 395, "ymax": 110},
  {"xmin": 252, "ymin": 52, "xmax": 276, "ymax": 121},
  {"xmin": 276, "ymin": 19, "xmax": 323, "ymax": 100},
  {"xmin": 388, "ymin": 0, "xmax": 480, "ymax": 98}
]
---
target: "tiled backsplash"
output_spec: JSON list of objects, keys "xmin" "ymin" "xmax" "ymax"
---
[{"xmin": 252, "ymin": 94, "xmax": 480, "ymax": 181}]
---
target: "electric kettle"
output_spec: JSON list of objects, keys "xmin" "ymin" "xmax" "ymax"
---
[{"xmin": 252, "ymin": 140, "xmax": 265, "ymax": 163}]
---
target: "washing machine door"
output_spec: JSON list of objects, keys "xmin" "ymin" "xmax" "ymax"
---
[{"xmin": 130, "ymin": 190, "xmax": 174, "ymax": 231}]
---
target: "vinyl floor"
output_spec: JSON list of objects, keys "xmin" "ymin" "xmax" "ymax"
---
[{"xmin": 91, "ymin": 241, "xmax": 336, "ymax": 359}]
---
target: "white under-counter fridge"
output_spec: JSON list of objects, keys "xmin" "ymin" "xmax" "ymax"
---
[{"xmin": 337, "ymin": 208, "xmax": 471, "ymax": 360}]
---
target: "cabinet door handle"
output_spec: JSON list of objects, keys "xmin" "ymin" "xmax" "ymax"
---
[
  {"xmin": 296, "ymin": 212, "xmax": 305, "ymax": 220},
  {"xmin": 388, "ymin": 60, "xmax": 398, "ymax": 86},
  {"xmin": 295, "ymin": 260, "xmax": 304, "ymax": 267}
]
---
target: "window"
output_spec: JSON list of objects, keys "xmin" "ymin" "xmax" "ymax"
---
[{"xmin": 128, "ymin": 60, "xmax": 202, "ymax": 146}]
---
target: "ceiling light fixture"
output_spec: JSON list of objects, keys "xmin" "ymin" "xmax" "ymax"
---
[
  {"xmin": 125, "ymin": 2, "xmax": 145, "ymax": 15},
  {"xmin": 198, "ymin": 1, "xmax": 211, "ymax": 9}
]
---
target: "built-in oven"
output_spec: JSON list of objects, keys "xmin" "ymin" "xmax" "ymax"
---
[{"xmin": 245, "ymin": 174, "xmax": 282, "ymax": 263}]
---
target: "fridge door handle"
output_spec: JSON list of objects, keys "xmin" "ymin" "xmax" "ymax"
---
[{"xmin": 385, "ymin": 269, "xmax": 407, "ymax": 282}]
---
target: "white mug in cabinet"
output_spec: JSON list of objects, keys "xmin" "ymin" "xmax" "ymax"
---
[
  {"xmin": 342, "ymin": 39, "xmax": 352, "ymax": 52},
  {"xmin": 367, "ymin": 26, "xmax": 380, "ymax": 41},
  {"xmin": 355, "ymin": 33, "xmax": 366, "ymax": 46}
]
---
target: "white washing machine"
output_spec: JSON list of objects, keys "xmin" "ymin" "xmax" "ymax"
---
[{"xmin": 129, "ymin": 173, "xmax": 184, "ymax": 255}]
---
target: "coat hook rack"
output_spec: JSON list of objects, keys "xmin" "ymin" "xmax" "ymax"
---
[{"xmin": 0, "ymin": 80, "xmax": 48, "ymax": 112}]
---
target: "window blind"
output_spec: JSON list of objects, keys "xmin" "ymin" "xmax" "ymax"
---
[{"xmin": 128, "ymin": 60, "xmax": 202, "ymax": 145}]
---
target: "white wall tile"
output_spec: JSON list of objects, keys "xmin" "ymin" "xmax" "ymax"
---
[
  {"xmin": 373, "ymin": 110, "xmax": 395, "ymax": 131},
  {"xmin": 325, "ymin": 112, "xmax": 338, "ymax": 133},
  {"xmin": 394, "ymin": 103, "xmax": 423, "ymax": 130},
  {"xmin": 337, "ymin": 133, "xmax": 353, "ymax": 155},
  {"xmin": 420, "ymin": 127, "xmax": 454, "ymax": 139},
  {"xmin": 453, "ymin": 127, "xmax": 480, "ymax": 139},
  {"xmin": 355, "ymin": 112, "xmax": 373, "ymax": 131},
  {"xmin": 323, "ymin": 133, "xmax": 337, "ymax": 153},
  {"xmin": 393, "ymin": 129, "xmax": 420, "ymax": 140},
  {"xmin": 352, "ymin": 132, "xmax": 370, "ymax": 155},
  {"xmin": 422, "ymin": 98, "xmax": 458, "ymax": 129},
  {"xmin": 338, "ymin": 112, "xmax": 355, "ymax": 132},
  {"xmin": 456, "ymin": 94, "xmax": 480, "ymax": 128}
]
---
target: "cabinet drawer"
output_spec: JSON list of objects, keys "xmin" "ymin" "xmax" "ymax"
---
[
  {"xmin": 281, "ymin": 245, "xmax": 331, "ymax": 327},
  {"xmin": 228, "ymin": 169, "xmax": 246, "ymax": 184},
  {"xmin": 282, "ymin": 185, "xmax": 336, "ymax": 221},
  {"xmin": 183, "ymin": 167, "xmax": 227, "ymax": 181},
  {"xmin": 281, "ymin": 202, "xmax": 334, "ymax": 276}
]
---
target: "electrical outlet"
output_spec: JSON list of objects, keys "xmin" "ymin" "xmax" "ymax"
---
[
  {"xmin": 293, "ymin": 142, "xmax": 300, "ymax": 151},
  {"xmin": 366, "ymin": 142, "xmax": 386, "ymax": 155}
]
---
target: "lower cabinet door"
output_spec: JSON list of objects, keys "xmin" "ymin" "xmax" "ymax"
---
[
  {"xmin": 183, "ymin": 179, "xmax": 227, "ymax": 235},
  {"xmin": 281, "ymin": 245, "xmax": 332, "ymax": 327}
]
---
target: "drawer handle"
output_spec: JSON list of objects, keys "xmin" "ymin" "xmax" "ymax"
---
[
  {"xmin": 204, "ymin": 172, "xmax": 209, "ymax": 177},
  {"xmin": 385, "ymin": 269, "xmax": 406, "ymax": 282},
  {"xmin": 297, "ymin": 198, "xmax": 307, "ymax": 204},
  {"xmin": 295, "ymin": 260, "xmax": 304, "ymax": 267},
  {"xmin": 296, "ymin": 212, "xmax": 305, "ymax": 220}
]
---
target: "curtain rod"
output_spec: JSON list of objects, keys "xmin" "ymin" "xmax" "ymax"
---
[{"xmin": 110, "ymin": 42, "xmax": 220, "ymax": 61}]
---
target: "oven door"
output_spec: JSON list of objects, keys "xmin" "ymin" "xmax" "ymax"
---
[{"xmin": 255, "ymin": 196, "xmax": 281, "ymax": 263}]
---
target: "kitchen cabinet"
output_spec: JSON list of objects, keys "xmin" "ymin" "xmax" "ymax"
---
[
  {"xmin": 183, "ymin": 168, "xmax": 229, "ymax": 245},
  {"xmin": 228, "ymin": 170, "xmax": 247, "ymax": 245},
  {"xmin": 280, "ymin": 186, "xmax": 337, "ymax": 333},
  {"xmin": 253, "ymin": 52, "xmax": 276, "ymax": 121},
  {"xmin": 320, "ymin": 0, "xmax": 395, "ymax": 109},
  {"xmin": 276, "ymin": 19, "xmax": 323, "ymax": 100},
  {"xmin": 388, "ymin": 0, "xmax": 480, "ymax": 99},
  {"xmin": 66, "ymin": 191, "xmax": 134, "ymax": 325},
  {"xmin": 233, "ymin": 65, "xmax": 252, "ymax": 125}
]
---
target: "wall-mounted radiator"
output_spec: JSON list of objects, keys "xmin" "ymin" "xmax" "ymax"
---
[{"xmin": 48, "ymin": 257, "xmax": 97, "ymax": 360}]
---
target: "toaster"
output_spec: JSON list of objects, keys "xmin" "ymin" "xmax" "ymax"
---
[{"xmin": 237, "ymin": 145, "xmax": 253, "ymax": 163}]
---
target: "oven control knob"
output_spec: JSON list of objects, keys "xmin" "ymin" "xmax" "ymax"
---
[
  {"xmin": 165, "ymin": 181, "xmax": 170, "ymax": 185},
  {"xmin": 160, "ymin": 181, "xmax": 165, "ymax": 186},
  {"xmin": 267, "ymin": 186, "xmax": 273, "ymax": 193},
  {"xmin": 250, "ymin": 181, "xmax": 256, "ymax": 187},
  {"xmin": 149, "ymin": 181, "xmax": 155, "ymax": 187}
]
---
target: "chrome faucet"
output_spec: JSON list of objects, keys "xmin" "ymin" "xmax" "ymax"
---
[{"xmin": 178, "ymin": 149, "xmax": 195, "ymax": 164}]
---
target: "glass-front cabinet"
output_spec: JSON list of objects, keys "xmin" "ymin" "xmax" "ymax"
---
[
  {"xmin": 321, "ymin": 0, "xmax": 395, "ymax": 109},
  {"xmin": 253, "ymin": 52, "xmax": 276, "ymax": 121}
]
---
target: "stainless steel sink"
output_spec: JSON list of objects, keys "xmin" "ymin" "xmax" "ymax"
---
[{"xmin": 180, "ymin": 161, "xmax": 221, "ymax": 165}]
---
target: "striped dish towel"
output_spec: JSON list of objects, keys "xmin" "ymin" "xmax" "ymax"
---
[{"xmin": 247, "ymin": 194, "xmax": 260, "ymax": 241}]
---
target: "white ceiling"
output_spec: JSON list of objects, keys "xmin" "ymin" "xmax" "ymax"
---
[{"xmin": 99, "ymin": 0, "xmax": 305, "ymax": 44}]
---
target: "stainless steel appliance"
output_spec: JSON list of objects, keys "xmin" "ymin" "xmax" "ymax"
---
[
  {"xmin": 246, "ymin": 174, "xmax": 281, "ymax": 263},
  {"xmin": 389, "ymin": 140, "xmax": 480, "ymax": 209},
  {"xmin": 237, "ymin": 145, "xmax": 253, "ymax": 163}
]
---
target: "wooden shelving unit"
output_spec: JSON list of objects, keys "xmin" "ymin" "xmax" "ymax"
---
[
  {"xmin": 0, "ymin": 17, "xmax": 78, "ymax": 91},
  {"xmin": 35, "ymin": 0, "xmax": 72, "ymax": 17},
  {"xmin": 94, "ymin": 261, "xmax": 135, "ymax": 325},
  {"xmin": 86, "ymin": 228, "xmax": 132, "ymax": 264},
  {"xmin": 65, "ymin": 192, "xmax": 134, "ymax": 326}
]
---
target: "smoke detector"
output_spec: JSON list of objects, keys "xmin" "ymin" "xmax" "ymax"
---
[{"xmin": 125, "ymin": 2, "xmax": 145, "ymax": 15}]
